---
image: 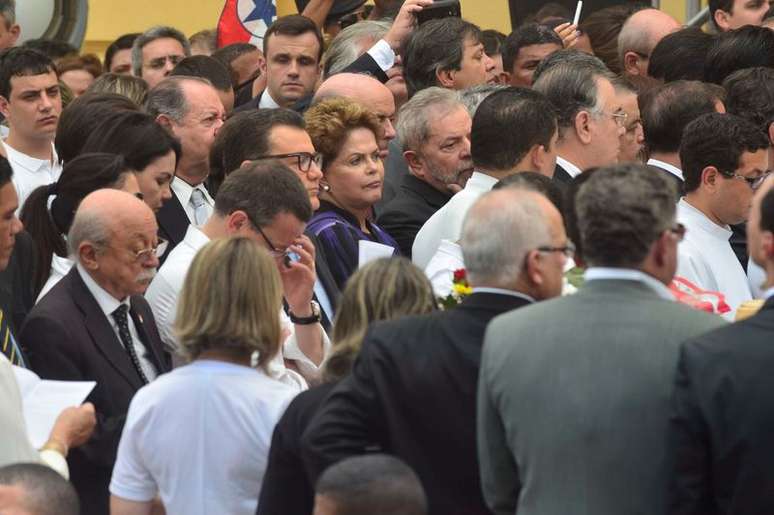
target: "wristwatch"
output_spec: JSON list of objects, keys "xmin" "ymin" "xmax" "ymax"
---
[{"xmin": 289, "ymin": 301, "xmax": 321, "ymax": 325}]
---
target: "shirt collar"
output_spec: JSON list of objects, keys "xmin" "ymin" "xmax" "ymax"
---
[
  {"xmin": 182, "ymin": 224, "xmax": 211, "ymax": 252},
  {"xmin": 465, "ymin": 172, "xmax": 499, "ymax": 192},
  {"xmin": 764, "ymin": 287, "xmax": 774, "ymax": 301},
  {"xmin": 171, "ymin": 176, "xmax": 213, "ymax": 206},
  {"xmin": 678, "ymin": 198, "xmax": 732, "ymax": 240},
  {"xmin": 556, "ymin": 156, "xmax": 582, "ymax": 179},
  {"xmin": 584, "ymin": 267, "xmax": 675, "ymax": 301},
  {"xmin": 472, "ymin": 287, "xmax": 536, "ymax": 303},
  {"xmin": 76, "ymin": 263, "xmax": 129, "ymax": 317},
  {"xmin": 2, "ymin": 141, "xmax": 58, "ymax": 173},
  {"xmin": 646, "ymin": 158, "xmax": 683, "ymax": 181},
  {"xmin": 258, "ymin": 90, "xmax": 281, "ymax": 109}
]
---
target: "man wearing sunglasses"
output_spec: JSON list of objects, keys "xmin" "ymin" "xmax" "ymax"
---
[
  {"xmin": 131, "ymin": 26, "xmax": 191, "ymax": 89},
  {"xmin": 21, "ymin": 189, "xmax": 171, "ymax": 515},
  {"xmin": 677, "ymin": 112, "xmax": 770, "ymax": 316}
]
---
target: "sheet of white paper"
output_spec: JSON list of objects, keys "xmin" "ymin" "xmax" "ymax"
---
[
  {"xmin": 12, "ymin": 367, "xmax": 96, "ymax": 449},
  {"xmin": 358, "ymin": 240, "xmax": 395, "ymax": 269}
]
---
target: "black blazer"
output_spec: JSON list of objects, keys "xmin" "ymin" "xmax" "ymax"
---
[
  {"xmin": 668, "ymin": 297, "xmax": 774, "ymax": 515},
  {"xmin": 156, "ymin": 193, "xmax": 190, "ymax": 264},
  {"xmin": 0, "ymin": 230, "xmax": 36, "ymax": 341},
  {"xmin": 20, "ymin": 267, "xmax": 170, "ymax": 515},
  {"xmin": 377, "ymin": 138, "xmax": 410, "ymax": 212},
  {"xmin": 553, "ymin": 162, "xmax": 574, "ymax": 186},
  {"xmin": 646, "ymin": 163, "xmax": 685, "ymax": 201},
  {"xmin": 377, "ymin": 174, "xmax": 452, "ymax": 258},
  {"xmin": 301, "ymin": 292, "xmax": 532, "ymax": 515}
]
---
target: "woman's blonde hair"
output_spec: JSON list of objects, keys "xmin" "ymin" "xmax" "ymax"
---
[
  {"xmin": 323, "ymin": 257, "xmax": 437, "ymax": 381},
  {"xmin": 87, "ymin": 72, "xmax": 149, "ymax": 106},
  {"xmin": 175, "ymin": 237, "xmax": 283, "ymax": 369},
  {"xmin": 304, "ymin": 97, "xmax": 382, "ymax": 169}
]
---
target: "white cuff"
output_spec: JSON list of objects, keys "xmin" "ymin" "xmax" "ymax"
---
[
  {"xmin": 368, "ymin": 39, "xmax": 396, "ymax": 72},
  {"xmin": 39, "ymin": 449, "xmax": 69, "ymax": 479}
]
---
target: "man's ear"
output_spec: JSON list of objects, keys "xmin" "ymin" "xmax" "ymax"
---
[
  {"xmin": 767, "ymin": 122, "xmax": 774, "ymax": 146},
  {"xmin": 623, "ymin": 51, "xmax": 642, "ymax": 76},
  {"xmin": 436, "ymin": 68, "xmax": 456, "ymax": 89},
  {"xmin": 78, "ymin": 242, "xmax": 101, "ymax": 271},
  {"xmin": 524, "ymin": 249, "xmax": 544, "ymax": 286},
  {"xmin": 155, "ymin": 114, "xmax": 175, "ymax": 133},
  {"xmin": 0, "ymin": 96, "xmax": 9, "ymax": 119},
  {"xmin": 404, "ymin": 150, "xmax": 423, "ymax": 176},
  {"xmin": 8, "ymin": 24, "xmax": 19, "ymax": 47},
  {"xmin": 714, "ymin": 9, "xmax": 731, "ymax": 31},
  {"xmin": 701, "ymin": 166, "xmax": 721, "ymax": 191},
  {"xmin": 226, "ymin": 210, "xmax": 250, "ymax": 234},
  {"xmin": 499, "ymin": 70, "xmax": 511, "ymax": 86},
  {"xmin": 530, "ymin": 144, "xmax": 551, "ymax": 176},
  {"xmin": 575, "ymin": 111, "xmax": 593, "ymax": 145}
]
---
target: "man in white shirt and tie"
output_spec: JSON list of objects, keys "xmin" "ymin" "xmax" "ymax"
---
[
  {"xmin": 676, "ymin": 112, "xmax": 770, "ymax": 315},
  {"xmin": 0, "ymin": 47, "xmax": 62, "ymax": 212},
  {"xmin": 146, "ymin": 76, "xmax": 226, "ymax": 257}
]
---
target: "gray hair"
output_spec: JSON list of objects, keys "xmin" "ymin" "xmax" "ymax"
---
[
  {"xmin": 576, "ymin": 164, "xmax": 677, "ymax": 268},
  {"xmin": 617, "ymin": 15, "xmax": 651, "ymax": 72},
  {"xmin": 0, "ymin": 463, "xmax": 79, "ymax": 515},
  {"xmin": 396, "ymin": 87, "xmax": 463, "ymax": 152},
  {"xmin": 132, "ymin": 25, "xmax": 192, "ymax": 77},
  {"xmin": 533, "ymin": 62, "xmax": 616, "ymax": 138},
  {"xmin": 145, "ymin": 75, "xmax": 212, "ymax": 123},
  {"xmin": 0, "ymin": 0, "xmax": 14, "ymax": 27},
  {"xmin": 532, "ymin": 49, "xmax": 609, "ymax": 84},
  {"xmin": 323, "ymin": 20, "xmax": 390, "ymax": 79},
  {"xmin": 67, "ymin": 203, "xmax": 112, "ymax": 258},
  {"xmin": 459, "ymin": 84, "xmax": 508, "ymax": 117},
  {"xmin": 461, "ymin": 188, "xmax": 552, "ymax": 287}
]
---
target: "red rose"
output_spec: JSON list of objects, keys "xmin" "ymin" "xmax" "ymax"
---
[{"xmin": 453, "ymin": 269, "xmax": 467, "ymax": 282}]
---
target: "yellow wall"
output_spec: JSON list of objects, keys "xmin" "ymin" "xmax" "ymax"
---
[{"xmin": 83, "ymin": 0, "xmax": 693, "ymax": 55}]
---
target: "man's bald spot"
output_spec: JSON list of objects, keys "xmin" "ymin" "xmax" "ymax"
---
[
  {"xmin": 78, "ymin": 189, "xmax": 157, "ymax": 235},
  {"xmin": 314, "ymin": 73, "xmax": 393, "ymax": 104},
  {"xmin": 624, "ymin": 9, "xmax": 682, "ymax": 49}
]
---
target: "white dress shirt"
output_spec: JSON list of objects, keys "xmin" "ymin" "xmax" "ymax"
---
[
  {"xmin": 145, "ymin": 225, "xmax": 329, "ymax": 390},
  {"xmin": 585, "ymin": 267, "xmax": 675, "ymax": 300},
  {"xmin": 764, "ymin": 287, "xmax": 774, "ymax": 300},
  {"xmin": 37, "ymin": 254, "xmax": 74, "ymax": 303},
  {"xmin": 2, "ymin": 141, "xmax": 61, "ymax": 214},
  {"xmin": 76, "ymin": 264, "xmax": 158, "ymax": 381},
  {"xmin": 555, "ymin": 156, "xmax": 582, "ymax": 179},
  {"xmin": 110, "ymin": 360, "xmax": 295, "ymax": 515},
  {"xmin": 676, "ymin": 199, "xmax": 752, "ymax": 314},
  {"xmin": 646, "ymin": 158, "xmax": 683, "ymax": 181},
  {"xmin": 424, "ymin": 240, "xmax": 465, "ymax": 298},
  {"xmin": 170, "ymin": 177, "xmax": 214, "ymax": 226},
  {"xmin": 747, "ymin": 259, "xmax": 767, "ymax": 299},
  {"xmin": 258, "ymin": 90, "xmax": 282, "ymax": 110},
  {"xmin": 412, "ymin": 172, "xmax": 499, "ymax": 269}
]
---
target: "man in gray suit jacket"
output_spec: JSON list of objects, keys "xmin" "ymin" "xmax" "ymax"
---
[{"xmin": 477, "ymin": 164, "xmax": 726, "ymax": 515}]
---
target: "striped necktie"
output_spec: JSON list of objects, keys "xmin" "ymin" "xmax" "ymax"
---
[{"xmin": 0, "ymin": 308, "xmax": 24, "ymax": 367}]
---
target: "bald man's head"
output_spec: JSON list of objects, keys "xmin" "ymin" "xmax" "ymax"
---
[
  {"xmin": 618, "ymin": 9, "xmax": 681, "ymax": 77},
  {"xmin": 314, "ymin": 73, "xmax": 396, "ymax": 158},
  {"xmin": 70, "ymin": 189, "xmax": 160, "ymax": 300}
]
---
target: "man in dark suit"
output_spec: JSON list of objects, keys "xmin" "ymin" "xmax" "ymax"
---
[
  {"xmin": 478, "ymin": 165, "xmax": 725, "ymax": 515},
  {"xmin": 302, "ymin": 185, "xmax": 568, "ymax": 515},
  {"xmin": 533, "ymin": 59, "xmax": 624, "ymax": 189},
  {"xmin": 21, "ymin": 189, "xmax": 171, "ymax": 515},
  {"xmin": 668, "ymin": 179, "xmax": 774, "ymax": 515},
  {"xmin": 640, "ymin": 80, "xmax": 722, "ymax": 201}
]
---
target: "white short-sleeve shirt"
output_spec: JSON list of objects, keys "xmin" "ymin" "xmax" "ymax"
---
[{"xmin": 110, "ymin": 360, "xmax": 296, "ymax": 515}]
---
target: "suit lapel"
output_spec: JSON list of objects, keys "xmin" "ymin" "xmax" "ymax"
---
[
  {"xmin": 129, "ymin": 298, "xmax": 167, "ymax": 374},
  {"xmin": 458, "ymin": 292, "xmax": 532, "ymax": 318},
  {"xmin": 156, "ymin": 194, "xmax": 190, "ymax": 246},
  {"xmin": 68, "ymin": 269, "xmax": 144, "ymax": 390},
  {"xmin": 553, "ymin": 164, "xmax": 573, "ymax": 185}
]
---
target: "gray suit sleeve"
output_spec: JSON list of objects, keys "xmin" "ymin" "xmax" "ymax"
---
[{"xmin": 477, "ymin": 330, "xmax": 521, "ymax": 515}]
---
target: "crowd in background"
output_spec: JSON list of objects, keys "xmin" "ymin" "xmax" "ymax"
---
[{"xmin": 0, "ymin": 0, "xmax": 773, "ymax": 513}]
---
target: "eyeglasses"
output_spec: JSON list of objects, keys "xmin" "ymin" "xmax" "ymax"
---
[
  {"xmin": 600, "ymin": 110, "xmax": 629, "ymax": 128},
  {"xmin": 536, "ymin": 241, "xmax": 576, "ymax": 258},
  {"xmin": 253, "ymin": 152, "xmax": 323, "ymax": 173},
  {"xmin": 146, "ymin": 55, "xmax": 184, "ymax": 70},
  {"xmin": 718, "ymin": 170, "xmax": 772, "ymax": 190},
  {"xmin": 254, "ymin": 224, "xmax": 291, "ymax": 259},
  {"xmin": 669, "ymin": 222, "xmax": 687, "ymax": 242},
  {"xmin": 128, "ymin": 238, "xmax": 168, "ymax": 262}
]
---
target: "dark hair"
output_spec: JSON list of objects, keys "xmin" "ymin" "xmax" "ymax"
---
[
  {"xmin": 639, "ymin": 80, "xmax": 720, "ymax": 155},
  {"xmin": 21, "ymin": 153, "xmax": 134, "ymax": 296},
  {"xmin": 208, "ymin": 108, "xmax": 305, "ymax": 195},
  {"xmin": 171, "ymin": 55, "xmax": 233, "ymax": 92},
  {"xmin": 579, "ymin": 4, "xmax": 642, "ymax": 74},
  {"xmin": 532, "ymin": 48, "xmax": 608, "ymax": 84},
  {"xmin": 54, "ymin": 92, "xmax": 140, "ymax": 164},
  {"xmin": 315, "ymin": 454, "xmax": 427, "ymax": 515},
  {"xmin": 576, "ymin": 164, "xmax": 677, "ymax": 268},
  {"xmin": 472, "ymin": 87, "xmax": 556, "ymax": 171},
  {"xmin": 648, "ymin": 28, "xmax": 715, "ymax": 82},
  {"xmin": 403, "ymin": 18, "xmax": 483, "ymax": 98},
  {"xmin": 704, "ymin": 26, "xmax": 774, "ymax": 85},
  {"xmin": 0, "ymin": 47, "xmax": 56, "ymax": 98},
  {"xmin": 0, "ymin": 154, "xmax": 12, "ymax": 187},
  {"xmin": 502, "ymin": 23, "xmax": 562, "ymax": 75},
  {"xmin": 81, "ymin": 110, "xmax": 182, "ymax": 171},
  {"xmin": 680, "ymin": 113, "xmax": 770, "ymax": 193},
  {"xmin": 761, "ymin": 188, "xmax": 774, "ymax": 233},
  {"xmin": 0, "ymin": 463, "xmax": 79, "ymax": 515},
  {"xmin": 215, "ymin": 161, "xmax": 312, "ymax": 226},
  {"xmin": 481, "ymin": 29, "xmax": 506, "ymax": 57},
  {"xmin": 709, "ymin": 0, "xmax": 735, "ymax": 28},
  {"xmin": 263, "ymin": 15, "xmax": 324, "ymax": 63},
  {"xmin": 562, "ymin": 168, "xmax": 599, "ymax": 264},
  {"xmin": 104, "ymin": 33, "xmax": 139, "ymax": 72},
  {"xmin": 212, "ymin": 42, "xmax": 258, "ymax": 66},
  {"xmin": 493, "ymin": 171, "xmax": 564, "ymax": 212},
  {"xmin": 20, "ymin": 39, "xmax": 77, "ymax": 60},
  {"xmin": 723, "ymin": 67, "xmax": 774, "ymax": 138},
  {"xmin": 531, "ymin": 2, "xmax": 572, "ymax": 23}
]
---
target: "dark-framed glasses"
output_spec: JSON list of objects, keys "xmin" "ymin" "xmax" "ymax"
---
[
  {"xmin": 536, "ymin": 241, "xmax": 576, "ymax": 258},
  {"xmin": 252, "ymin": 152, "xmax": 323, "ymax": 173},
  {"xmin": 254, "ymin": 224, "xmax": 292, "ymax": 259},
  {"xmin": 718, "ymin": 170, "xmax": 772, "ymax": 190}
]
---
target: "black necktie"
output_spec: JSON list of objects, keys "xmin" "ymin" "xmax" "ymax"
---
[
  {"xmin": 112, "ymin": 305, "xmax": 149, "ymax": 384},
  {"xmin": 0, "ymin": 308, "xmax": 24, "ymax": 367}
]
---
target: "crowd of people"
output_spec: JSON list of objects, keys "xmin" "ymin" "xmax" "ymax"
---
[{"xmin": 0, "ymin": 0, "xmax": 773, "ymax": 513}]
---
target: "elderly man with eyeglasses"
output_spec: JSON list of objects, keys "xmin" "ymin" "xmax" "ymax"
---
[
  {"xmin": 676, "ymin": 112, "xmax": 771, "ymax": 317},
  {"xmin": 21, "ymin": 189, "xmax": 172, "ymax": 515}
]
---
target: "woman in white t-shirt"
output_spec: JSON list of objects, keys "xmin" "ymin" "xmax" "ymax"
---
[{"xmin": 110, "ymin": 237, "xmax": 297, "ymax": 515}]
